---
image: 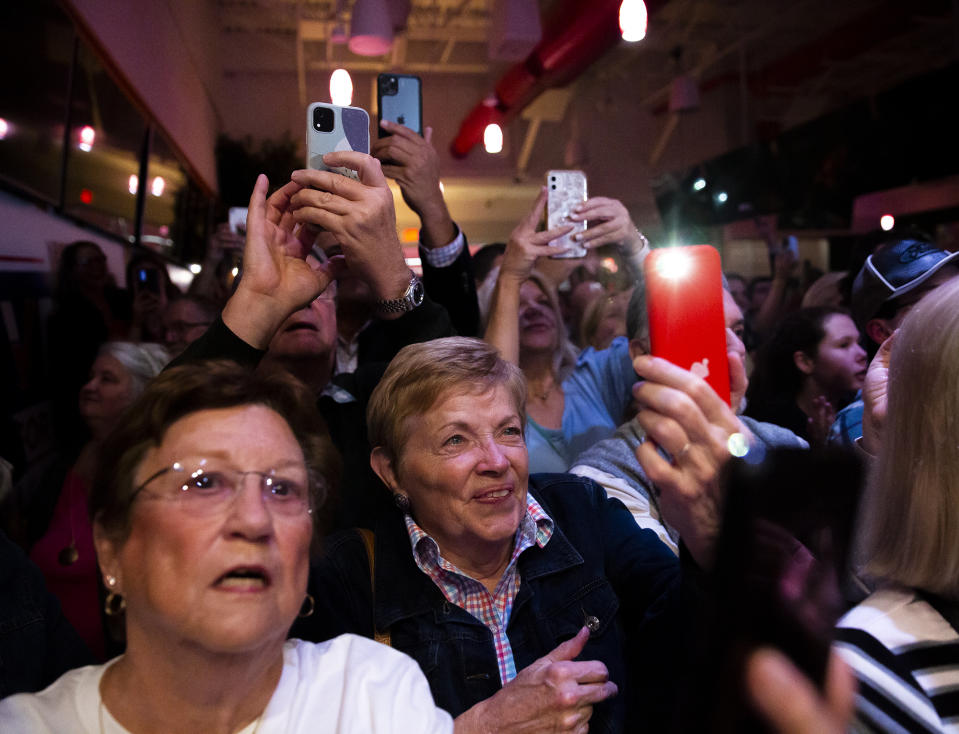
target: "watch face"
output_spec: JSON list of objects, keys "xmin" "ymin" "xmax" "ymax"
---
[{"xmin": 411, "ymin": 278, "xmax": 425, "ymax": 306}]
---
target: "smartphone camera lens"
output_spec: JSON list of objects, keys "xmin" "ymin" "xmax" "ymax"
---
[
  {"xmin": 551, "ymin": 184, "xmax": 556, "ymax": 190},
  {"xmin": 313, "ymin": 106, "xmax": 335, "ymax": 132},
  {"xmin": 379, "ymin": 75, "xmax": 399, "ymax": 96}
]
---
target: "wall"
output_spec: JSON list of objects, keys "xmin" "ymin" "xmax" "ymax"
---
[{"xmin": 64, "ymin": 0, "xmax": 221, "ymax": 193}]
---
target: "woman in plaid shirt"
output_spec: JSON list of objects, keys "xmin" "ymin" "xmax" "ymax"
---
[{"xmin": 299, "ymin": 336, "xmax": 740, "ymax": 732}]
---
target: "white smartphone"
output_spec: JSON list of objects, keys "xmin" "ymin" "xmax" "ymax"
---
[
  {"xmin": 306, "ymin": 103, "xmax": 371, "ymax": 180},
  {"xmin": 546, "ymin": 169, "xmax": 588, "ymax": 258}
]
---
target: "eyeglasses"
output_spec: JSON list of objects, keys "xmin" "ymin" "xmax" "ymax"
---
[{"xmin": 131, "ymin": 459, "xmax": 313, "ymax": 517}]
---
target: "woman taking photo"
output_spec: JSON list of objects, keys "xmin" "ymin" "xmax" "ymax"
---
[
  {"xmin": 0, "ymin": 362, "xmax": 452, "ymax": 734},
  {"xmin": 484, "ymin": 191, "xmax": 649, "ymax": 472},
  {"xmin": 744, "ymin": 306, "xmax": 867, "ymax": 445}
]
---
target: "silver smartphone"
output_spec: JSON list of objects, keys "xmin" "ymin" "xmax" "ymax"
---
[
  {"xmin": 306, "ymin": 103, "xmax": 371, "ymax": 180},
  {"xmin": 546, "ymin": 169, "xmax": 588, "ymax": 258}
]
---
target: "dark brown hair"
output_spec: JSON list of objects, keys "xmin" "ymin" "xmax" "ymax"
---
[{"xmin": 90, "ymin": 360, "xmax": 341, "ymax": 543}]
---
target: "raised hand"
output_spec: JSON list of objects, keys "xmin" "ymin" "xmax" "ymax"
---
[
  {"xmin": 806, "ymin": 394, "xmax": 837, "ymax": 448},
  {"xmin": 632, "ymin": 354, "xmax": 754, "ymax": 569},
  {"xmin": 568, "ymin": 196, "xmax": 646, "ymax": 256},
  {"xmin": 499, "ymin": 188, "xmax": 574, "ymax": 283},
  {"xmin": 372, "ymin": 122, "xmax": 457, "ymax": 249},
  {"xmin": 222, "ymin": 173, "xmax": 333, "ymax": 349},
  {"xmin": 746, "ymin": 649, "xmax": 855, "ymax": 734},
  {"xmin": 484, "ymin": 190, "xmax": 573, "ymax": 364},
  {"xmin": 454, "ymin": 626, "xmax": 618, "ymax": 734},
  {"xmin": 861, "ymin": 330, "xmax": 895, "ymax": 455},
  {"xmin": 289, "ymin": 152, "xmax": 411, "ymax": 305}
]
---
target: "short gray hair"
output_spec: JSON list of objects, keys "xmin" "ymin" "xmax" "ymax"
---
[{"xmin": 98, "ymin": 342, "xmax": 170, "ymax": 397}]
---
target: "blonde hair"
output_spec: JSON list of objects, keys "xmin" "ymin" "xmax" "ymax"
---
[
  {"xmin": 525, "ymin": 270, "xmax": 579, "ymax": 382},
  {"xmin": 857, "ymin": 277, "xmax": 959, "ymax": 597},
  {"xmin": 367, "ymin": 337, "xmax": 527, "ymax": 462}
]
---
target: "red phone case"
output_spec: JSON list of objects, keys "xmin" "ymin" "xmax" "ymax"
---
[{"xmin": 644, "ymin": 245, "xmax": 731, "ymax": 405}]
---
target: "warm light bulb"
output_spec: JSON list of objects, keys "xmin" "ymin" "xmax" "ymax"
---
[
  {"xmin": 151, "ymin": 176, "xmax": 165, "ymax": 197},
  {"xmin": 189, "ymin": 263, "xmax": 202, "ymax": 275},
  {"xmin": 329, "ymin": 68, "xmax": 353, "ymax": 106},
  {"xmin": 619, "ymin": 0, "xmax": 647, "ymax": 42},
  {"xmin": 128, "ymin": 175, "xmax": 138, "ymax": 195},
  {"xmin": 484, "ymin": 123, "xmax": 503, "ymax": 154},
  {"xmin": 880, "ymin": 214, "xmax": 895, "ymax": 231},
  {"xmin": 0, "ymin": 118, "xmax": 8, "ymax": 140},
  {"xmin": 79, "ymin": 125, "xmax": 95, "ymax": 151}
]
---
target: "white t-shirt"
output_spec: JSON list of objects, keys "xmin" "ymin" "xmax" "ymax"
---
[{"xmin": 0, "ymin": 636, "xmax": 453, "ymax": 734}]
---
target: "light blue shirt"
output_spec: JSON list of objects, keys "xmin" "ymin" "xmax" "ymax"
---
[{"xmin": 526, "ymin": 337, "xmax": 636, "ymax": 473}]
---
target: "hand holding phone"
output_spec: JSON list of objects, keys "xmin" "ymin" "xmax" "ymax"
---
[
  {"xmin": 306, "ymin": 103, "xmax": 371, "ymax": 180},
  {"xmin": 377, "ymin": 73, "xmax": 422, "ymax": 137},
  {"xmin": 644, "ymin": 245, "xmax": 730, "ymax": 405},
  {"xmin": 546, "ymin": 170, "xmax": 588, "ymax": 258}
]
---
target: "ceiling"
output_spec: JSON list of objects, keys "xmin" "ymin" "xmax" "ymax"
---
[{"xmin": 213, "ymin": 0, "xmax": 957, "ymax": 243}]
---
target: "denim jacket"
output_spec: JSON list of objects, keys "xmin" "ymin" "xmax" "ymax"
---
[{"xmin": 295, "ymin": 474, "xmax": 688, "ymax": 733}]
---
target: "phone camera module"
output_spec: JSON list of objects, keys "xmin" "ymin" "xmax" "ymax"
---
[
  {"xmin": 313, "ymin": 106, "xmax": 335, "ymax": 133},
  {"xmin": 379, "ymin": 76, "xmax": 398, "ymax": 96}
]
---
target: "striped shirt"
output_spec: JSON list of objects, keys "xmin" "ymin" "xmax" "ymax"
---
[
  {"xmin": 835, "ymin": 587, "xmax": 959, "ymax": 733},
  {"xmin": 403, "ymin": 496, "xmax": 554, "ymax": 685}
]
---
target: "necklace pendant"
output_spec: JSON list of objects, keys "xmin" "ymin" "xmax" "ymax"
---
[{"xmin": 58, "ymin": 543, "xmax": 79, "ymax": 566}]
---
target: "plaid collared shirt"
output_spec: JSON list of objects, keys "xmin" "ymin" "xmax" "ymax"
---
[{"xmin": 403, "ymin": 496, "xmax": 554, "ymax": 685}]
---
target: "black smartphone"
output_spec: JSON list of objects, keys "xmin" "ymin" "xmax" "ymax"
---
[
  {"xmin": 689, "ymin": 447, "xmax": 863, "ymax": 733},
  {"xmin": 135, "ymin": 267, "xmax": 160, "ymax": 295},
  {"xmin": 377, "ymin": 73, "xmax": 422, "ymax": 137}
]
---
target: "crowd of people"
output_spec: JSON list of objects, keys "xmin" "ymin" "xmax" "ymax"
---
[{"xmin": 1, "ymin": 114, "xmax": 958, "ymax": 734}]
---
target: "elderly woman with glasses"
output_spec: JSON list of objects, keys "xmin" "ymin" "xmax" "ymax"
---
[
  {"xmin": 296, "ymin": 336, "xmax": 742, "ymax": 733},
  {"xmin": 0, "ymin": 361, "xmax": 453, "ymax": 734}
]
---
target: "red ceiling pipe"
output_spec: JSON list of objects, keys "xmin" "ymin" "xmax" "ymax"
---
[{"xmin": 451, "ymin": 0, "xmax": 664, "ymax": 158}]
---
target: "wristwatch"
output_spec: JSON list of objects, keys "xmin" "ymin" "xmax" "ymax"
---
[{"xmin": 374, "ymin": 272, "xmax": 425, "ymax": 315}]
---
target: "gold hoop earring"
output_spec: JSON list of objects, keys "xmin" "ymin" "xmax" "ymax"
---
[
  {"xmin": 299, "ymin": 594, "xmax": 315, "ymax": 618},
  {"xmin": 104, "ymin": 591, "xmax": 126, "ymax": 616}
]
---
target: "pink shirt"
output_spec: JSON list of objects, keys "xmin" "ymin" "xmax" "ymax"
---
[{"xmin": 29, "ymin": 469, "xmax": 104, "ymax": 659}]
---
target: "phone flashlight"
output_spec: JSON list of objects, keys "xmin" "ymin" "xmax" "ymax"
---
[{"xmin": 652, "ymin": 249, "xmax": 693, "ymax": 280}]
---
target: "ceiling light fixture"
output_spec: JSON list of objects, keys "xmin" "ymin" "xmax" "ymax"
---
[
  {"xmin": 619, "ymin": 0, "xmax": 647, "ymax": 42},
  {"xmin": 349, "ymin": 0, "xmax": 393, "ymax": 56},
  {"xmin": 78, "ymin": 125, "xmax": 95, "ymax": 152},
  {"xmin": 481, "ymin": 95, "xmax": 503, "ymax": 154}
]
